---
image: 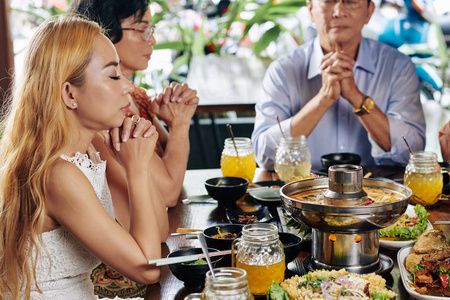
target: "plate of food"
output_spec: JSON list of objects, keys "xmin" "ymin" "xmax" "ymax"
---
[
  {"xmin": 268, "ymin": 268, "xmax": 397, "ymax": 299},
  {"xmin": 225, "ymin": 206, "xmax": 273, "ymax": 224},
  {"xmin": 379, "ymin": 204, "xmax": 432, "ymax": 250},
  {"xmin": 398, "ymin": 229, "xmax": 450, "ymax": 299}
]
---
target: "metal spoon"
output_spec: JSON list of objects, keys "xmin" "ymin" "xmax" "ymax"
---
[{"xmin": 197, "ymin": 232, "xmax": 215, "ymax": 278}]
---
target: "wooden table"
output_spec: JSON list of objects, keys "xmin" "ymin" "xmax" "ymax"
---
[{"xmin": 145, "ymin": 167, "xmax": 450, "ymax": 300}]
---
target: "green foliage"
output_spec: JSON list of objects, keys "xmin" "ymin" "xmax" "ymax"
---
[{"xmin": 154, "ymin": 0, "xmax": 306, "ymax": 80}]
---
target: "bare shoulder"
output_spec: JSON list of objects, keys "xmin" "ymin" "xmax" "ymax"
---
[{"xmin": 46, "ymin": 157, "xmax": 99, "ymax": 217}]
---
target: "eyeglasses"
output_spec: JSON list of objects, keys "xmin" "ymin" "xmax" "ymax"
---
[
  {"xmin": 122, "ymin": 26, "xmax": 156, "ymax": 42},
  {"xmin": 316, "ymin": 0, "xmax": 365, "ymax": 10}
]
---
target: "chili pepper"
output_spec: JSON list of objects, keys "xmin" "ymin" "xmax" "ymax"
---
[{"xmin": 439, "ymin": 274, "xmax": 448, "ymax": 288}]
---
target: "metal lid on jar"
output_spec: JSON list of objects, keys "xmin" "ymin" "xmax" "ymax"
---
[{"xmin": 323, "ymin": 164, "xmax": 367, "ymax": 206}]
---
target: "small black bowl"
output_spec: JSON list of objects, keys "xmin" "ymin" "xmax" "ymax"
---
[
  {"xmin": 168, "ymin": 247, "xmax": 223, "ymax": 288},
  {"xmin": 226, "ymin": 206, "xmax": 273, "ymax": 224},
  {"xmin": 204, "ymin": 177, "xmax": 249, "ymax": 204},
  {"xmin": 203, "ymin": 224, "xmax": 244, "ymax": 251},
  {"xmin": 279, "ymin": 232, "xmax": 303, "ymax": 264},
  {"xmin": 321, "ymin": 153, "xmax": 361, "ymax": 171}
]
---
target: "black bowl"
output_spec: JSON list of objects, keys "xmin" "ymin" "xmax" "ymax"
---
[
  {"xmin": 203, "ymin": 224, "xmax": 244, "ymax": 251},
  {"xmin": 226, "ymin": 206, "xmax": 273, "ymax": 224},
  {"xmin": 279, "ymin": 232, "xmax": 303, "ymax": 264},
  {"xmin": 204, "ymin": 177, "xmax": 249, "ymax": 204},
  {"xmin": 168, "ymin": 247, "xmax": 223, "ymax": 288},
  {"xmin": 321, "ymin": 153, "xmax": 361, "ymax": 171}
]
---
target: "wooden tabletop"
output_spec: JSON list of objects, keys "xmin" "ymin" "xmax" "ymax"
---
[{"xmin": 145, "ymin": 167, "xmax": 450, "ymax": 300}]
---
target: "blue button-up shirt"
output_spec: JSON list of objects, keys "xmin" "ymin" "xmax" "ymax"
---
[{"xmin": 252, "ymin": 37, "xmax": 426, "ymax": 170}]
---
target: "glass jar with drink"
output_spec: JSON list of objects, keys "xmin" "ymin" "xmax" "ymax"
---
[
  {"xmin": 221, "ymin": 137, "xmax": 256, "ymax": 183},
  {"xmin": 274, "ymin": 135, "xmax": 311, "ymax": 182},
  {"xmin": 232, "ymin": 223, "xmax": 285, "ymax": 295},
  {"xmin": 184, "ymin": 267, "xmax": 254, "ymax": 300},
  {"xmin": 404, "ymin": 151, "xmax": 443, "ymax": 206}
]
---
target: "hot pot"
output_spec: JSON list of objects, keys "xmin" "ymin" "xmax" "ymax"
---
[{"xmin": 280, "ymin": 165, "xmax": 412, "ymax": 274}]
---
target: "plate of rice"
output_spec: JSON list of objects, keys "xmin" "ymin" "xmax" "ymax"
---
[{"xmin": 268, "ymin": 269, "xmax": 396, "ymax": 300}]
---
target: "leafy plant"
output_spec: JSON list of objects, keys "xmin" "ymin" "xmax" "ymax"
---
[{"xmin": 152, "ymin": 0, "xmax": 306, "ymax": 81}]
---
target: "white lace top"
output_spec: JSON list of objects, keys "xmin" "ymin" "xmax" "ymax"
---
[{"xmin": 31, "ymin": 146, "xmax": 115, "ymax": 299}]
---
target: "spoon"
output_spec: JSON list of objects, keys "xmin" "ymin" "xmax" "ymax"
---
[
  {"xmin": 276, "ymin": 116, "xmax": 286, "ymax": 139},
  {"xmin": 198, "ymin": 232, "xmax": 215, "ymax": 278},
  {"xmin": 226, "ymin": 124, "xmax": 240, "ymax": 158},
  {"xmin": 402, "ymin": 135, "xmax": 414, "ymax": 155}
]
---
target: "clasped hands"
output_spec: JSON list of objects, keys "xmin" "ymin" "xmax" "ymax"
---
[
  {"xmin": 103, "ymin": 115, "xmax": 158, "ymax": 170},
  {"xmin": 151, "ymin": 82, "xmax": 199, "ymax": 127},
  {"xmin": 318, "ymin": 47, "xmax": 364, "ymax": 108}
]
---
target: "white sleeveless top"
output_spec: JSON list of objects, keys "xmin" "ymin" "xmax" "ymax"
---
[{"xmin": 30, "ymin": 146, "xmax": 115, "ymax": 299}]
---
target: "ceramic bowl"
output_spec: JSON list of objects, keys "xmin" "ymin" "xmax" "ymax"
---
[
  {"xmin": 279, "ymin": 232, "xmax": 303, "ymax": 264},
  {"xmin": 204, "ymin": 177, "xmax": 249, "ymax": 204},
  {"xmin": 321, "ymin": 152, "xmax": 361, "ymax": 171},
  {"xmin": 203, "ymin": 224, "xmax": 244, "ymax": 251},
  {"xmin": 167, "ymin": 247, "xmax": 222, "ymax": 288}
]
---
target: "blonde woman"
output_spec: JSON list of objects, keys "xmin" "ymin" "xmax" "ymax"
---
[{"xmin": 0, "ymin": 16, "xmax": 169, "ymax": 299}]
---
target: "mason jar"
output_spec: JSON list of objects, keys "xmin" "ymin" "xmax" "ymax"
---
[
  {"xmin": 232, "ymin": 223, "xmax": 285, "ymax": 295},
  {"xmin": 184, "ymin": 268, "xmax": 254, "ymax": 300},
  {"xmin": 274, "ymin": 136, "xmax": 311, "ymax": 182},
  {"xmin": 404, "ymin": 151, "xmax": 443, "ymax": 206},
  {"xmin": 221, "ymin": 137, "xmax": 256, "ymax": 183}
]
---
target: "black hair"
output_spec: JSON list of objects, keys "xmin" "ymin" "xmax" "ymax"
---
[{"xmin": 68, "ymin": 0, "xmax": 150, "ymax": 43}]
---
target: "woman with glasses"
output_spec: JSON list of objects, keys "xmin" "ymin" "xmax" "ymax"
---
[
  {"xmin": 252, "ymin": 0, "xmax": 426, "ymax": 170},
  {"xmin": 0, "ymin": 16, "xmax": 168, "ymax": 299},
  {"xmin": 68, "ymin": 0, "xmax": 198, "ymax": 297},
  {"xmin": 69, "ymin": 0, "xmax": 198, "ymax": 209}
]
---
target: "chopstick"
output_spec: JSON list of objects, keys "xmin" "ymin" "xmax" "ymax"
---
[
  {"xmin": 363, "ymin": 172, "xmax": 372, "ymax": 178},
  {"xmin": 148, "ymin": 250, "xmax": 232, "ymax": 266},
  {"xmin": 176, "ymin": 228, "xmax": 203, "ymax": 233},
  {"xmin": 433, "ymin": 221, "xmax": 450, "ymax": 225}
]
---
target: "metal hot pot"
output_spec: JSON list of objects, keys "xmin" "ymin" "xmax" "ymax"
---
[{"xmin": 280, "ymin": 165, "xmax": 412, "ymax": 274}]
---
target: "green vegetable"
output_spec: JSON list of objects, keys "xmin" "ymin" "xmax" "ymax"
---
[
  {"xmin": 268, "ymin": 281, "xmax": 291, "ymax": 300},
  {"xmin": 370, "ymin": 290, "xmax": 391, "ymax": 300},
  {"xmin": 182, "ymin": 258, "xmax": 207, "ymax": 265},
  {"xmin": 286, "ymin": 218, "xmax": 312, "ymax": 239},
  {"xmin": 379, "ymin": 204, "xmax": 429, "ymax": 240}
]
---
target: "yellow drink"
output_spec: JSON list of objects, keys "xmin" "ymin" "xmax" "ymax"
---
[
  {"xmin": 275, "ymin": 161, "xmax": 312, "ymax": 182},
  {"xmin": 404, "ymin": 171, "xmax": 443, "ymax": 206},
  {"xmin": 221, "ymin": 153, "xmax": 256, "ymax": 184},
  {"xmin": 236, "ymin": 260, "xmax": 285, "ymax": 295}
]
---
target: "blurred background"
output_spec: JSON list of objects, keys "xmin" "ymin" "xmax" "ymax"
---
[{"xmin": 1, "ymin": 0, "xmax": 450, "ymax": 168}]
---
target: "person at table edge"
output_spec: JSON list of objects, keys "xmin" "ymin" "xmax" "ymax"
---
[{"xmin": 251, "ymin": 0, "xmax": 426, "ymax": 171}]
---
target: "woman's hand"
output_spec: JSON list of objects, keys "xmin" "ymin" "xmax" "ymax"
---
[
  {"xmin": 152, "ymin": 89, "xmax": 198, "ymax": 129},
  {"xmin": 157, "ymin": 82, "xmax": 199, "ymax": 105},
  {"xmin": 103, "ymin": 115, "xmax": 158, "ymax": 171}
]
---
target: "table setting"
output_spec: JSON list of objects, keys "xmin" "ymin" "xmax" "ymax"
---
[{"xmin": 144, "ymin": 131, "xmax": 450, "ymax": 300}]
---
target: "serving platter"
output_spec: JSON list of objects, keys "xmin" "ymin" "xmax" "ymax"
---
[
  {"xmin": 398, "ymin": 246, "xmax": 446, "ymax": 300},
  {"xmin": 379, "ymin": 204, "xmax": 433, "ymax": 250}
]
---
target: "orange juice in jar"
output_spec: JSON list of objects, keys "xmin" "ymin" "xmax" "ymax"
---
[
  {"xmin": 221, "ymin": 138, "xmax": 256, "ymax": 183},
  {"xmin": 232, "ymin": 224, "xmax": 285, "ymax": 295},
  {"xmin": 236, "ymin": 260, "xmax": 285, "ymax": 295},
  {"xmin": 404, "ymin": 151, "xmax": 443, "ymax": 206}
]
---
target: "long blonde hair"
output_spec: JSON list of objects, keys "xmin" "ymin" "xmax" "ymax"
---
[{"xmin": 0, "ymin": 16, "xmax": 104, "ymax": 299}]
